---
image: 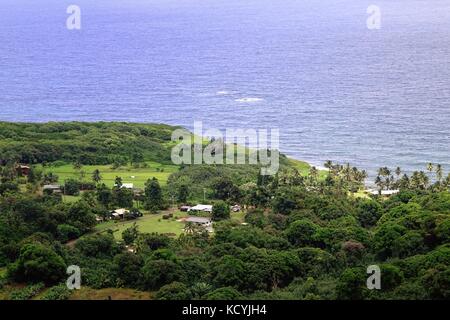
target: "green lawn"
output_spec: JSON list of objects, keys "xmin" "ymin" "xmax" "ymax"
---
[
  {"xmin": 62, "ymin": 195, "xmax": 81, "ymax": 203},
  {"xmin": 230, "ymin": 210, "xmax": 246, "ymax": 223},
  {"xmin": 40, "ymin": 161, "xmax": 179, "ymax": 188},
  {"xmin": 93, "ymin": 208, "xmax": 248, "ymax": 241},
  {"xmin": 287, "ymin": 158, "xmax": 328, "ymax": 179},
  {"xmin": 94, "ymin": 210, "xmax": 191, "ymax": 239}
]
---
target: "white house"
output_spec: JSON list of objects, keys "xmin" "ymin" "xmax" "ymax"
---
[
  {"xmin": 111, "ymin": 208, "xmax": 129, "ymax": 219},
  {"xmin": 185, "ymin": 217, "xmax": 212, "ymax": 226},
  {"xmin": 369, "ymin": 189, "xmax": 400, "ymax": 196},
  {"xmin": 188, "ymin": 204, "xmax": 213, "ymax": 213}
]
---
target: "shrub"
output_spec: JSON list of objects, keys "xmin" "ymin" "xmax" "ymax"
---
[
  {"xmin": 41, "ymin": 284, "xmax": 71, "ymax": 300},
  {"xmin": 9, "ymin": 283, "xmax": 45, "ymax": 300}
]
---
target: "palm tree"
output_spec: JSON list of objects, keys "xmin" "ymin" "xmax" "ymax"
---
[
  {"xmin": 427, "ymin": 163, "xmax": 434, "ymax": 181},
  {"xmin": 114, "ymin": 176, "xmax": 123, "ymax": 189},
  {"xmin": 73, "ymin": 161, "xmax": 82, "ymax": 171},
  {"xmin": 436, "ymin": 164, "xmax": 443, "ymax": 184},
  {"xmin": 92, "ymin": 169, "xmax": 102, "ymax": 184},
  {"xmin": 184, "ymin": 222, "xmax": 196, "ymax": 234},
  {"xmin": 375, "ymin": 175, "xmax": 383, "ymax": 193},
  {"xmin": 360, "ymin": 170, "xmax": 368, "ymax": 183},
  {"xmin": 309, "ymin": 166, "xmax": 319, "ymax": 185},
  {"xmin": 324, "ymin": 160, "xmax": 333, "ymax": 174}
]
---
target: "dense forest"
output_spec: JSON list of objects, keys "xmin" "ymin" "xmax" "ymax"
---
[{"xmin": 0, "ymin": 122, "xmax": 448, "ymax": 300}]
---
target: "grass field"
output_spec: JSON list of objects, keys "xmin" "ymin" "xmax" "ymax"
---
[
  {"xmin": 69, "ymin": 287, "xmax": 153, "ymax": 300},
  {"xmin": 40, "ymin": 161, "xmax": 179, "ymax": 188},
  {"xmin": 287, "ymin": 157, "xmax": 328, "ymax": 179},
  {"xmin": 94, "ymin": 208, "xmax": 247, "ymax": 240},
  {"xmin": 95, "ymin": 210, "xmax": 190, "ymax": 239}
]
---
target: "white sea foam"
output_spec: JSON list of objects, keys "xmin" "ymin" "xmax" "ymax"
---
[
  {"xmin": 235, "ymin": 97, "xmax": 264, "ymax": 103},
  {"xmin": 216, "ymin": 90, "xmax": 231, "ymax": 95}
]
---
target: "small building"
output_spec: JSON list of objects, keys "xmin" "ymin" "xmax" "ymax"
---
[
  {"xmin": 231, "ymin": 205, "xmax": 241, "ymax": 212},
  {"xmin": 185, "ymin": 217, "xmax": 212, "ymax": 227},
  {"xmin": 17, "ymin": 165, "xmax": 30, "ymax": 176},
  {"xmin": 133, "ymin": 188, "xmax": 144, "ymax": 197},
  {"xmin": 369, "ymin": 189, "xmax": 400, "ymax": 196},
  {"xmin": 114, "ymin": 183, "xmax": 134, "ymax": 189},
  {"xmin": 111, "ymin": 208, "xmax": 129, "ymax": 219},
  {"xmin": 188, "ymin": 204, "xmax": 213, "ymax": 213},
  {"xmin": 43, "ymin": 184, "xmax": 62, "ymax": 194}
]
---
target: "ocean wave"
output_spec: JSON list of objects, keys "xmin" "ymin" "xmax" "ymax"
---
[
  {"xmin": 216, "ymin": 90, "xmax": 231, "ymax": 95},
  {"xmin": 235, "ymin": 97, "xmax": 264, "ymax": 103}
]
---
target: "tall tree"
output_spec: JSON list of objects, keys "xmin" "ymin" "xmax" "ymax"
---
[
  {"xmin": 145, "ymin": 178, "xmax": 164, "ymax": 212},
  {"xmin": 92, "ymin": 169, "xmax": 102, "ymax": 184},
  {"xmin": 436, "ymin": 164, "xmax": 443, "ymax": 184}
]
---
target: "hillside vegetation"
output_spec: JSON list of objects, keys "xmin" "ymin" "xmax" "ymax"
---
[{"xmin": 0, "ymin": 122, "xmax": 448, "ymax": 301}]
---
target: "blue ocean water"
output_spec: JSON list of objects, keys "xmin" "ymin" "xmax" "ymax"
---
[{"xmin": 0, "ymin": 0, "xmax": 449, "ymax": 175}]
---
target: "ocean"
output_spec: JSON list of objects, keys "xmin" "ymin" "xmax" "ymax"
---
[{"xmin": 0, "ymin": 0, "xmax": 449, "ymax": 176}]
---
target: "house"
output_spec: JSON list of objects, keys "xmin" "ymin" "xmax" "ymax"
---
[
  {"xmin": 369, "ymin": 189, "xmax": 400, "ymax": 197},
  {"xmin": 43, "ymin": 184, "xmax": 62, "ymax": 194},
  {"xmin": 188, "ymin": 204, "xmax": 213, "ymax": 213},
  {"xmin": 185, "ymin": 217, "xmax": 212, "ymax": 226},
  {"xmin": 114, "ymin": 183, "xmax": 134, "ymax": 189},
  {"xmin": 133, "ymin": 188, "xmax": 144, "ymax": 197},
  {"xmin": 180, "ymin": 206, "xmax": 191, "ymax": 212},
  {"xmin": 111, "ymin": 208, "xmax": 129, "ymax": 219},
  {"xmin": 231, "ymin": 205, "xmax": 241, "ymax": 212},
  {"xmin": 16, "ymin": 165, "xmax": 30, "ymax": 176},
  {"xmin": 185, "ymin": 217, "xmax": 213, "ymax": 233}
]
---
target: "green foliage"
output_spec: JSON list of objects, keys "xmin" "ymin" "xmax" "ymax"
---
[
  {"xmin": 142, "ymin": 259, "xmax": 182, "ymax": 290},
  {"xmin": 212, "ymin": 201, "xmax": 231, "ymax": 221},
  {"xmin": 57, "ymin": 224, "xmax": 81, "ymax": 243},
  {"xmin": 122, "ymin": 223, "xmax": 139, "ymax": 245},
  {"xmin": 9, "ymin": 283, "xmax": 44, "ymax": 300},
  {"xmin": 286, "ymin": 219, "xmax": 319, "ymax": 247},
  {"xmin": 0, "ymin": 122, "xmax": 448, "ymax": 300},
  {"xmin": 204, "ymin": 287, "xmax": 244, "ymax": 300},
  {"xmin": 177, "ymin": 184, "xmax": 190, "ymax": 204},
  {"xmin": 156, "ymin": 282, "xmax": 192, "ymax": 300},
  {"xmin": 0, "ymin": 122, "xmax": 175, "ymax": 165},
  {"xmin": 379, "ymin": 264, "xmax": 404, "ymax": 290},
  {"xmin": 136, "ymin": 233, "xmax": 171, "ymax": 252},
  {"xmin": 64, "ymin": 179, "xmax": 80, "ymax": 196},
  {"xmin": 336, "ymin": 267, "xmax": 366, "ymax": 300},
  {"xmin": 356, "ymin": 199, "xmax": 382, "ymax": 228},
  {"xmin": 144, "ymin": 177, "xmax": 164, "ymax": 212},
  {"xmin": 75, "ymin": 233, "xmax": 121, "ymax": 258},
  {"xmin": 41, "ymin": 284, "xmax": 71, "ymax": 300},
  {"xmin": 113, "ymin": 187, "xmax": 134, "ymax": 208},
  {"xmin": 8, "ymin": 244, "xmax": 66, "ymax": 285},
  {"xmin": 113, "ymin": 252, "xmax": 144, "ymax": 288}
]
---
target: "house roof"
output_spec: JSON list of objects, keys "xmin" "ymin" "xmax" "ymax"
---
[
  {"xmin": 112, "ymin": 208, "xmax": 128, "ymax": 215},
  {"xmin": 189, "ymin": 204, "xmax": 213, "ymax": 211},
  {"xmin": 370, "ymin": 189, "xmax": 400, "ymax": 195},
  {"xmin": 186, "ymin": 217, "xmax": 212, "ymax": 224},
  {"xmin": 43, "ymin": 184, "xmax": 61, "ymax": 190}
]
